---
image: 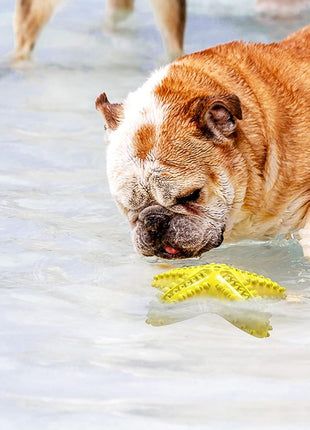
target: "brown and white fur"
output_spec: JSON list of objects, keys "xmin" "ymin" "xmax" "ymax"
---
[
  {"xmin": 96, "ymin": 25, "xmax": 310, "ymax": 260},
  {"xmin": 13, "ymin": 0, "xmax": 186, "ymax": 61}
]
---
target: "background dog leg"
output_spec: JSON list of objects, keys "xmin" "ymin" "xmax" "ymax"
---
[
  {"xmin": 150, "ymin": 0, "xmax": 186, "ymax": 60},
  {"xmin": 255, "ymin": 0, "xmax": 310, "ymax": 17},
  {"xmin": 13, "ymin": 0, "xmax": 63, "ymax": 62},
  {"xmin": 104, "ymin": 0, "xmax": 134, "ymax": 30},
  {"xmin": 299, "ymin": 210, "xmax": 310, "ymax": 261}
]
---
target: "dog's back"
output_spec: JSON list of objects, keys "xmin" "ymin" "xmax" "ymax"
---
[{"xmin": 280, "ymin": 24, "xmax": 310, "ymax": 55}]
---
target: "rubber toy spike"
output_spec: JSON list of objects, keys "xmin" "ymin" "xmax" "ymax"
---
[{"xmin": 152, "ymin": 263, "xmax": 286, "ymax": 303}]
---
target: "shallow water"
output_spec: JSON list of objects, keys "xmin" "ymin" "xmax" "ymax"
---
[{"xmin": 1, "ymin": 0, "xmax": 310, "ymax": 428}]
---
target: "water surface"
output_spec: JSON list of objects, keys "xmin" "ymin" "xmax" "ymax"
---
[{"xmin": 1, "ymin": 0, "xmax": 310, "ymax": 429}]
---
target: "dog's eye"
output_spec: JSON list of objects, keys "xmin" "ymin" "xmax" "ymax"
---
[{"xmin": 176, "ymin": 188, "xmax": 201, "ymax": 204}]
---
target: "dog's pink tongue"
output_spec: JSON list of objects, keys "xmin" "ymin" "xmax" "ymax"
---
[{"xmin": 164, "ymin": 246, "xmax": 181, "ymax": 255}]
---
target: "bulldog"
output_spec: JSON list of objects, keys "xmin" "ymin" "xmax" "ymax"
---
[{"xmin": 96, "ymin": 25, "xmax": 310, "ymax": 260}]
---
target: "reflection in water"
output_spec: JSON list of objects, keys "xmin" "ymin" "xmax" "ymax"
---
[
  {"xmin": 147, "ymin": 297, "xmax": 274, "ymax": 338},
  {"xmin": 147, "ymin": 292, "xmax": 306, "ymax": 338}
]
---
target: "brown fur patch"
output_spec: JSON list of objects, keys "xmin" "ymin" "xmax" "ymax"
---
[{"xmin": 133, "ymin": 124, "xmax": 156, "ymax": 160}]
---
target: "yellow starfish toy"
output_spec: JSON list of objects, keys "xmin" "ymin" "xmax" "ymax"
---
[
  {"xmin": 152, "ymin": 263, "xmax": 286, "ymax": 303},
  {"xmin": 149, "ymin": 264, "xmax": 286, "ymax": 338}
]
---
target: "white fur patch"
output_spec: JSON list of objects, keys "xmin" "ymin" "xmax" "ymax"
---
[
  {"xmin": 106, "ymin": 65, "xmax": 170, "ymax": 206},
  {"xmin": 121, "ymin": 65, "xmax": 170, "ymax": 137}
]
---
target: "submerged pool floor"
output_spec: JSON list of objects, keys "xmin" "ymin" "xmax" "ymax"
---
[{"xmin": 1, "ymin": 0, "xmax": 310, "ymax": 429}]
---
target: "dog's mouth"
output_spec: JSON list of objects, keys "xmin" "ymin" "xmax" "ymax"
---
[
  {"xmin": 161, "ymin": 248, "xmax": 187, "ymax": 259},
  {"xmin": 157, "ymin": 245, "xmax": 198, "ymax": 260},
  {"xmin": 164, "ymin": 245, "xmax": 181, "ymax": 256},
  {"xmin": 133, "ymin": 207, "xmax": 226, "ymax": 259},
  {"xmin": 155, "ymin": 233, "xmax": 225, "ymax": 260},
  {"xmin": 161, "ymin": 246, "xmax": 188, "ymax": 259}
]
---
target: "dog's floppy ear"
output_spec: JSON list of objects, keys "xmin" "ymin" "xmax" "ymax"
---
[
  {"xmin": 197, "ymin": 94, "xmax": 242, "ymax": 141},
  {"xmin": 95, "ymin": 93, "xmax": 124, "ymax": 131}
]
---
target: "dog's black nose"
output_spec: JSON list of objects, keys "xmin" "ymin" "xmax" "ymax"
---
[{"xmin": 143, "ymin": 213, "xmax": 170, "ymax": 239}]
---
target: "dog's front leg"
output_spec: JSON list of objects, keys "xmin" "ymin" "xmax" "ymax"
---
[
  {"xmin": 104, "ymin": 0, "xmax": 134, "ymax": 29},
  {"xmin": 13, "ymin": 0, "xmax": 63, "ymax": 61},
  {"xmin": 299, "ymin": 209, "xmax": 310, "ymax": 260},
  {"xmin": 150, "ymin": 0, "xmax": 186, "ymax": 60}
]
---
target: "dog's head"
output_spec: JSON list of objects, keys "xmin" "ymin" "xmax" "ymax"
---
[{"xmin": 96, "ymin": 65, "xmax": 247, "ymax": 259}]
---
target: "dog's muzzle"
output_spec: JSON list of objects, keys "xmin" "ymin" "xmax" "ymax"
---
[
  {"xmin": 133, "ymin": 205, "xmax": 225, "ymax": 259},
  {"xmin": 140, "ymin": 209, "xmax": 170, "ymax": 240}
]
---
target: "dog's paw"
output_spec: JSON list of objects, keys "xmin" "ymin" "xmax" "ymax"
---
[{"xmin": 299, "ymin": 228, "xmax": 310, "ymax": 261}]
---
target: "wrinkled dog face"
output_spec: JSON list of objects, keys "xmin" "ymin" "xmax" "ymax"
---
[
  {"xmin": 96, "ymin": 66, "xmax": 245, "ymax": 259},
  {"xmin": 106, "ymin": 156, "xmax": 230, "ymax": 259}
]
